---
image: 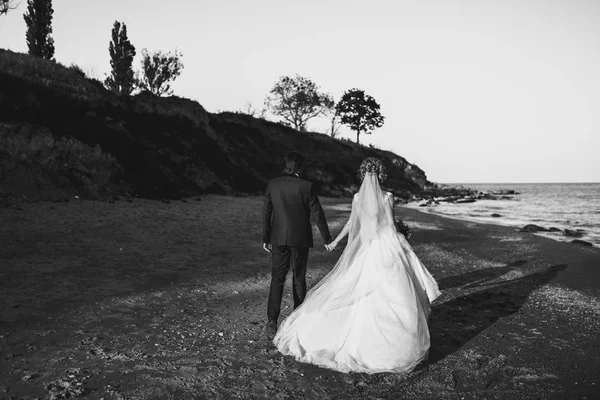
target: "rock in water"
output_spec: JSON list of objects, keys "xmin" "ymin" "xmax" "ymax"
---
[
  {"xmin": 520, "ymin": 224, "xmax": 548, "ymax": 232},
  {"xmin": 548, "ymin": 227, "xmax": 561, "ymax": 232},
  {"xmin": 564, "ymin": 229, "xmax": 584, "ymax": 238},
  {"xmin": 571, "ymin": 239, "xmax": 593, "ymax": 247},
  {"xmin": 491, "ymin": 213, "xmax": 501, "ymax": 218}
]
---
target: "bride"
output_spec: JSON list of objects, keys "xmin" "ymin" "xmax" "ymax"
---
[{"xmin": 273, "ymin": 157, "xmax": 441, "ymax": 374}]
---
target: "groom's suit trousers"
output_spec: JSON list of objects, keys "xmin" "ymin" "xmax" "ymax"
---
[{"xmin": 267, "ymin": 245, "xmax": 310, "ymax": 321}]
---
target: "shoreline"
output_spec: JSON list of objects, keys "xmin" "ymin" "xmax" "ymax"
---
[
  {"xmin": 1, "ymin": 196, "xmax": 599, "ymax": 399},
  {"xmin": 402, "ymin": 200, "xmax": 599, "ymax": 248}
]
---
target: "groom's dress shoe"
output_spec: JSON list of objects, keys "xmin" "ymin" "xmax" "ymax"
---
[{"xmin": 265, "ymin": 320, "xmax": 278, "ymax": 337}]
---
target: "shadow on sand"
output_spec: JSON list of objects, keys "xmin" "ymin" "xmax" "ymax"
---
[{"xmin": 424, "ymin": 261, "xmax": 568, "ymax": 366}]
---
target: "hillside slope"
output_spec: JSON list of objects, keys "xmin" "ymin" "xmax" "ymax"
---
[{"xmin": 0, "ymin": 49, "xmax": 432, "ymax": 201}]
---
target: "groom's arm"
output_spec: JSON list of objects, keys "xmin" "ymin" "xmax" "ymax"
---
[
  {"xmin": 262, "ymin": 181, "xmax": 273, "ymax": 244},
  {"xmin": 308, "ymin": 183, "xmax": 333, "ymax": 245}
]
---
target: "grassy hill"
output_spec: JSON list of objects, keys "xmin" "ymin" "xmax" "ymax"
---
[{"xmin": 0, "ymin": 49, "xmax": 433, "ymax": 202}]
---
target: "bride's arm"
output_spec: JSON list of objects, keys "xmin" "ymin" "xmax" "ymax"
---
[
  {"xmin": 330, "ymin": 194, "xmax": 360, "ymax": 249},
  {"xmin": 330, "ymin": 218, "xmax": 351, "ymax": 248},
  {"xmin": 388, "ymin": 192, "xmax": 397, "ymax": 222}
]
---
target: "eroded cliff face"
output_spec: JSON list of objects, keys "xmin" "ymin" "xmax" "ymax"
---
[
  {"xmin": 202, "ymin": 112, "xmax": 431, "ymax": 198},
  {"xmin": 0, "ymin": 50, "xmax": 431, "ymax": 201}
]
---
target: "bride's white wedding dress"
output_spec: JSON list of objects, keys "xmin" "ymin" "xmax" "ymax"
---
[{"xmin": 273, "ymin": 173, "xmax": 441, "ymax": 374}]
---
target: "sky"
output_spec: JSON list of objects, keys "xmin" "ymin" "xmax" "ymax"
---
[{"xmin": 1, "ymin": 0, "xmax": 599, "ymax": 183}]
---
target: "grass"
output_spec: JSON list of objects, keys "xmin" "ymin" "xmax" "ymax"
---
[{"xmin": 0, "ymin": 49, "xmax": 106, "ymax": 102}]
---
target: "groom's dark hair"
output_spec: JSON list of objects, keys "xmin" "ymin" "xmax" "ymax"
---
[{"xmin": 282, "ymin": 151, "xmax": 305, "ymax": 175}]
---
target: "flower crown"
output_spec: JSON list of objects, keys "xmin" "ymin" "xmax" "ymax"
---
[{"xmin": 357, "ymin": 157, "xmax": 387, "ymax": 183}]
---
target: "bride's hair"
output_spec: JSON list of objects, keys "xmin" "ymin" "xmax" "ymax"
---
[{"xmin": 357, "ymin": 157, "xmax": 387, "ymax": 183}]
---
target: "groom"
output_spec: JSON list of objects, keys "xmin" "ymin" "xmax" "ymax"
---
[{"xmin": 262, "ymin": 151, "xmax": 333, "ymax": 336}]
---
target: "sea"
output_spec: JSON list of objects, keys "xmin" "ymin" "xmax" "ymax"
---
[{"xmin": 404, "ymin": 183, "xmax": 600, "ymax": 247}]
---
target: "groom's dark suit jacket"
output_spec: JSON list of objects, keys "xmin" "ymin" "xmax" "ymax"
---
[{"xmin": 263, "ymin": 174, "xmax": 332, "ymax": 247}]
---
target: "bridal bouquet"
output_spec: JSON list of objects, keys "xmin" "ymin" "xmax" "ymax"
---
[{"xmin": 396, "ymin": 220, "xmax": 412, "ymax": 241}]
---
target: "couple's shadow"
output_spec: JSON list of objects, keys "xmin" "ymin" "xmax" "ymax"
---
[{"xmin": 421, "ymin": 260, "xmax": 567, "ymax": 367}]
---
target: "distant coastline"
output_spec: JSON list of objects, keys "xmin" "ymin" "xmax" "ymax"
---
[{"xmin": 404, "ymin": 182, "xmax": 600, "ymax": 247}]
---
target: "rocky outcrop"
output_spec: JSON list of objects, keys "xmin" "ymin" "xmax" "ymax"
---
[
  {"xmin": 518, "ymin": 224, "xmax": 593, "ymax": 246},
  {"xmin": 571, "ymin": 239, "xmax": 593, "ymax": 247},
  {"xmin": 412, "ymin": 185, "xmax": 522, "ymax": 206},
  {"xmin": 520, "ymin": 224, "xmax": 548, "ymax": 233},
  {"xmin": 564, "ymin": 229, "xmax": 584, "ymax": 238}
]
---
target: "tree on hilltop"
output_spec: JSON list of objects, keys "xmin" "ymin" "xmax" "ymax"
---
[
  {"xmin": 327, "ymin": 106, "xmax": 342, "ymax": 138},
  {"xmin": 23, "ymin": 0, "xmax": 54, "ymax": 60},
  {"xmin": 137, "ymin": 49, "xmax": 184, "ymax": 96},
  {"xmin": 264, "ymin": 74, "xmax": 334, "ymax": 131},
  {"xmin": 336, "ymin": 89, "xmax": 384, "ymax": 145},
  {"xmin": 105, "ymin": 21, "xmax": 136, "ymax": 96}
]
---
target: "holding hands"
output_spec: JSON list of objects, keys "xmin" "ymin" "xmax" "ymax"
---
[
  {"xmin": 265, "ymin": 242, "xmax": 338, "ymax": 253},
  {"xmin": 325, "ymin": 240, "xmax": 338, "ymax": 252},
  {"xmin": 325, "ymin": 220, "xmax": 349, "ymax": 252}
]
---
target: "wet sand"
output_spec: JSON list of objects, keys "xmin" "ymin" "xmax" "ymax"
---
[{"xmin": 1, "ymin": 195, "xmax": 599, "ymax": 399}]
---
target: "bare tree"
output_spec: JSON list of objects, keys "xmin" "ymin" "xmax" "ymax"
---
[
  {"xmin": 235, "ymin": 101, "xmax": 268, "ymax": 119},
  {"xmin": 1, "ymin": 0, "xmax": 19, "ymax": 15},
  {"xmin": 241, "ymin": 100, "xmax": 256, "ymax": 116},
  {"xmin": 328, "ymin": 107, "xmax": 342, "ymax": 138}
]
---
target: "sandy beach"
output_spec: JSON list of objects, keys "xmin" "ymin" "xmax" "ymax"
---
[{"xmin": 1, "ymin": 195, "xmax": 599, "ymax": 399}]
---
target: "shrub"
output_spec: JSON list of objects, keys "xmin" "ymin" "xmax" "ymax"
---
[
  {"xmin": 0, "ymin": 123, "xmax": 121, "ymax": 198},
  {"xmin": 69, "ymin": 63, "xmax": 86, "ymax": 78}
]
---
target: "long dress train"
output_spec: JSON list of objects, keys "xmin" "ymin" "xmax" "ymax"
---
[{"xmin": 273, "ymin": 174, "xmax": 441, "ymax": 374}]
